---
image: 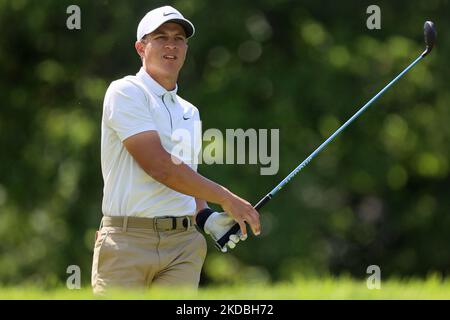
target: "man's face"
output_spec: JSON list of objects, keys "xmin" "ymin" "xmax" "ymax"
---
[{"xmin": 137, "ymin": 22, "xmax": 188, "ymax": 81}]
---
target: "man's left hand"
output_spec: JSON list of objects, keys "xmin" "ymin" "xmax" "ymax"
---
[{"xmin": 201, "ymin": 211, "xmax": 247, "ymax": 252}]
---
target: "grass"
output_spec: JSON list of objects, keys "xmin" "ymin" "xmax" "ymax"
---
[{"xmin": 1, "ymin": 276, "xmax": 450, "ymax": 299}]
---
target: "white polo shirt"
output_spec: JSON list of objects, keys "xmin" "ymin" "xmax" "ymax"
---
[{"xmin": 101, "ymin": 67, "xmax": 201, "ymax": 218}]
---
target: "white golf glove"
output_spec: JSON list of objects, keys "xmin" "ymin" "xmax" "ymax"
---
[{"xmin": 203, "ymin": 211, "xmax": 247, "ymax": 253}]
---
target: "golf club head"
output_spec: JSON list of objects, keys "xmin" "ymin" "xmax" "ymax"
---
[{"xmin": 422, "ymin": 21, "xmax": 436, "ymax": 57}]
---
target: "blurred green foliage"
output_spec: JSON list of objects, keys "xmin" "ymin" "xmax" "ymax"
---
[{"xmin": 0, "ymin": 0, "xmax": 449, "ymax": 287}]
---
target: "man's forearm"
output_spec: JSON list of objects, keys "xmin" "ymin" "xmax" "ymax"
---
[
  {"xmin": 152, "ymin": 153, "xmax": 231, "ymax": 207},
  {"xmin": 194, "ymin": 198, "xmax": 209, "ymax": 220},
  {"xmin": 195, "ymin": 198, "xmax": 209, "ymax": 211}
]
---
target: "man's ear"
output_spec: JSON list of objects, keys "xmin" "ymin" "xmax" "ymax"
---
[
  {"xmin": 184, "ymin": 43, "xmax": 188, "ymax": 59},
  {"xmin": 135, "ymin": 40, "xmax": 145, "ymax": 59}
]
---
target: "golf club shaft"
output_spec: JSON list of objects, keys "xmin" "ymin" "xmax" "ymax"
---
[
  {"xmin": 260, "ymin": 53, "xmax": 424, "ymax": 203},
  {"xmin": 216, "ymin": 53, "xmax": 425, "ymax": 249}
]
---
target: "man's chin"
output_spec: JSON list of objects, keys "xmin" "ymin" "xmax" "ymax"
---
[
  {"xmin": 161, "ymin": 66, "xmax": 182, "ymax": 78},
  {"xmin": 146, "ymin": 65, "xmax": 181, "ymax": 80}
]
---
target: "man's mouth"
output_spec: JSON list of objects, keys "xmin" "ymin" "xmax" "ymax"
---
[{"xmin": 163, "ymin": 55, "xmax": 177, "ymax": 60}]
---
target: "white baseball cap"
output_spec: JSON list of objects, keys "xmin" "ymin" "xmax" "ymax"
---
[{"xmin": 136, "ymin": 6, "xmax": 195, "ymax": 41}]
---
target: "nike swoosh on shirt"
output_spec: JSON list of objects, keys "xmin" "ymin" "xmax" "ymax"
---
[{"xmin": 183, "ymin": 115, "xmax": 190, "ymax": 120}]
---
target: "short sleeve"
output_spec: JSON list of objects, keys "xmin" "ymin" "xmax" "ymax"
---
[{"xmin": 103, "ymin": 80, "xmax": 157, "ymax": 141}]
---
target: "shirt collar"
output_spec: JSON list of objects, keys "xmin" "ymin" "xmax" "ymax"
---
[{"xmin": 136, "ymin": 67, "xmax": 178, "ymax": 97}]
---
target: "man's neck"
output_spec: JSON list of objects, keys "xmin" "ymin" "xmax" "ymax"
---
[{"xmin": 144, "ymin": 67, "xmax": 177, "ymax": 91}]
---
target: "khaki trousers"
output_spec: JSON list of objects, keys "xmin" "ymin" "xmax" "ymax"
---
[{"xmin": 91, "ymin": 216, "xmax": 207, "ymax": 295}]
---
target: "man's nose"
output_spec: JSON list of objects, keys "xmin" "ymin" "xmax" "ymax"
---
[{"xmin": 164, "ymin": 39, "xmax": 177, "ymax": 50}]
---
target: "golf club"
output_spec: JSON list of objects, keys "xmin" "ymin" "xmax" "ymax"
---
[{"xmin": 198, "ymin": 21, "xmax": 436, "ymax": 251}]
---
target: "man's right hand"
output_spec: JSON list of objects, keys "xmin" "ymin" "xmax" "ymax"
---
[
  {"xmin": 196, "ymin": 191, "xmax": 261, "ymax": 251},
  {"xmin": 219, "ymin": 192, "xmax": 261, "ymax": 238}
]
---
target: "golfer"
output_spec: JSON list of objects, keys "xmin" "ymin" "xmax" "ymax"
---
[{"xmin": 92, "ymin": 6, "xmax": 261, "ymax": 294}]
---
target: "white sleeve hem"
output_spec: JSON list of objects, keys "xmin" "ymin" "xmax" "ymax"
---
[{"xmin": 119, "ymin": 126, "xmax": 158, "ymax": 142}]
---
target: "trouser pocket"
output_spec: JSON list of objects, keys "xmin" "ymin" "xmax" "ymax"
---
[{"xmin": 91, "ymin": 229, "xmax": 110, "ymax": 288}]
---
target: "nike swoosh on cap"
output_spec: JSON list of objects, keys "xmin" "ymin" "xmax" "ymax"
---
[{"xmin": 163, "ymin": 12, "xmax": 177, "ymax": 16}]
